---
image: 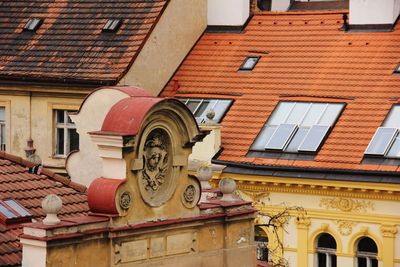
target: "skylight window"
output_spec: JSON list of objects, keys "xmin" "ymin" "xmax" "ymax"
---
[
  {"xmin": 251, "ymin": 102, "xmax": 344, "ymax": 153},
  {"xmin": 102, "ymin": 19, "xmax": 122, "ymax": 32},
  {"xmin": 239, "ymin": 56, "xmax": 260, "ymax": 71},
  {"xmin": 23, "ymin": 18, "xmax": 43, "ymax": 32},
  {"xmin": 394, "ymin": 64, "xmax": 400, "ymax": 74},
  {"xmin": 0, "ymin": 199, "xmax": 32, "ymax": 225},
  {"xmin": 365, "ymin": 105, "xmax": 400, "ymax": 157},
  {"xmin": 179, "ymin": 98, "xmax": 232, "ymax": 124}
]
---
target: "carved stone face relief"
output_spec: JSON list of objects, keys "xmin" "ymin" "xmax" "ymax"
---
[
  {"xmin": 138, "ymin": 128, "xmax": 177, "ymax": 207},
  {"xmin": 142, "ymin": 132, "xmax": 169, "ymax": 192}
]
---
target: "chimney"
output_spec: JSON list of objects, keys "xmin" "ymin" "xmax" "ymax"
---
[
  {"xmin": 207, "ymin": 0, "xmax": 250, "ymax": 28},
  {"xmin": 349, "ymin": 0, "xmax": 400, "ymax": 30}
]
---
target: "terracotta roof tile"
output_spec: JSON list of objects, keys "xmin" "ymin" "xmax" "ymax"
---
[
  {"xmin": 163, "ymin": 11, "xmax": 400, "ymax": 174},
  {"xmin": 0, "ymin": 0, "xmax": 168, "ymax": 85},
  {"xmin": 0, "ymin": 153, "xmax": 88, "ymax": 266}
]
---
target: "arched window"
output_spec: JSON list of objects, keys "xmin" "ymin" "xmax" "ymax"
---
[
  {"xmin": 357, "ymin": 237, "xmax": 378, "ymax": 267},
  {"xmin": 316, "ymin": 233, "xmax": 337, "ymax": 267},
  {"xmin": 255, "ymin": 226, "xmax": 269, "ymax": 262}
]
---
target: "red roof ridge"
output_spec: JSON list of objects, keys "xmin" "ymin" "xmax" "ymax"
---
[
  {"xmin": 0, "ymin": 151, "xmax": 86, "ymax": 193},
  {"xmin": 256, "ymin": 10, "xmax": 348, "ymax": 16}
]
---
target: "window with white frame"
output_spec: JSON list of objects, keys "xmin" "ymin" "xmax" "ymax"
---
[
  {"xmin": 316, "ymin": 233, "xmax": 337, "ymax": 267},
  {"xmin": 251, "ymin": 102, "xmax": 344, "ymax": 153},
  {"xmin": 255, "ymin": 226, "xmax": 269, "ymax": 263},
  {"xmin": 365, "ymin": 105, "xmax": 400, "ymax": 157},
  {"xmin": 356, "ymin": 237, "xmax": 378, "ymax": 267},
  {"xmin": 54, "ymin": 110, "xmax": 79, "ymax": 157},
  {"xmin": 0, "ymin": 107, "xmax": 5, "ymax": 151},
  {"xmin": 179, "ymin": 98, "xmax": 232, "ymax": 124}
]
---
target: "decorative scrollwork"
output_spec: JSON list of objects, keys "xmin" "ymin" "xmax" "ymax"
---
[
  {"xmin": 320, "ymin": 197, "xmax": 374, "ymax": 213},
  {"xmin": 336, "ymin": 220, "xmax": 356, "ymax": 236}
]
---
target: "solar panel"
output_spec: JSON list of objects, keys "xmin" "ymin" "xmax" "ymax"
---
[
  {"xmin": 265, "ymin": 124, "xmax": 297, "ymax": 150},
  {"xmin": 298, "ymin": 125, "xmax": 330, "ymax": 152},
  {"xmin": 364, "ymin": 127, "xmax": 397, "ymax": 156}
]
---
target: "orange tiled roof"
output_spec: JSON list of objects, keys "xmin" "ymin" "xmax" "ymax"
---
[
  {"xmin": 162, "ymin": 11, "xmax": 400, "ymax": 173},
  {"xmin": 0, "ymin": 152, "xmax": 88, "ymax": 266},
  {"xmin": 0, "ymin": 0, "xmax": 168, "ymax": 86}
]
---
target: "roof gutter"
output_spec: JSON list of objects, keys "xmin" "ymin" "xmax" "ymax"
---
[{"xmin": 212, "ymin": 159, "xmax": 400, "ymax": 178}]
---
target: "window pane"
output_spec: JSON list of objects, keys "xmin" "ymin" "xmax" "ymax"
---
[
  {"xmin": 0, "ymin": 203, "xmax": 16, "ymax": 218},
  {"xmin": 357, "ymin": 257, "xmax": 367, "ymax": 267},
  {"xmin": 212, "ymin": 100, "xmax": 231, "ymax": 122},
  {"xmin": 186, "ymin": 100, "xmax": 201, "ymax": 113},
  {"xmin": 384, "ymin": 105, "xmax": 400, "ymax": 128},
  {"xmin": 265, "ymin": 124, "xmax": 297, "ymax": 150},
  {"xmin": 268, "ymin": 102, "xmax": 295, "ymax": 125},
  {"xmin": 301, "ymin": 103, "xmax": 326, "ymax": 127},
  {"xmin": 371, "ymin": 258, "xmax": 378, "ymax": 267},
  {"xmin": 317, "ymin": 233, "xmax": 337, "ymax": 249},
  {"xmin": 285, "ymin": 127, "xmax": 308, "ymax": 152},
  {"xmin": 56, "ymin": 128, "xmax": 64, "ymax": 155},
  {"xmin": 331, "ymin": 255, "xmax": 337, "ymax": 267},
  {"xmin": 68, "ymin": 128, "xmax": 79, "ymax": 153},
  {"xmin": 56, "ymin": 110, "xmax": 65, "ymax": 123},
  {"xmin": 319, "ymin": 104, "xmax": 343, "ymax": 125},
  {"xmin": 298, "ymin": 125, "xmax": 330, "ymax": 152},
  {"xmin": 286, "ymin": 103, "xmax": 310, "ymax": 124},
  {"xmin": 317, "ymin": 253, "xmax": 326, "ymax": 267},
  {"xmin": 0, "ymin": 107, "xmax": 5, "ymax": 121},
  {"xmin": 194, "ymin": 100, "xmax": 210, "ymax": 118},
  {"xmin": 4, "ymin": 199, "xmax": 31, "ymax": 217},
  {"xmin": 252, "ymin": 126, "xmax": 277, "ymax": 150},
  {"xmin": 386, "ymin": 136, "xmax": 400, "ymax": 158},
  {"xmin": 365, "ymin": 127, "xmax": 397, "ymax": 155},
  {"xmin": 358, "ymin": 237, "xmax": 378, "ymax": 253}
]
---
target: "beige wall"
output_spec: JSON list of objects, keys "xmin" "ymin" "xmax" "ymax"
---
[
  {"xmin": 0, "ymin": 92, "xmax": 84, "ymax": 170},
  {"xmin": 119, "ymin": 0, "xmax": 207, "ymax": 96}
]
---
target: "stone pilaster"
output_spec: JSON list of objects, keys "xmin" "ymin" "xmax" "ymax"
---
[{"xmin": 380, "ymin": 224, "xmax": 398, "ymax": 267}]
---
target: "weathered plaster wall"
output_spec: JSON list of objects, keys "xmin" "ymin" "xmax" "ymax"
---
[
  {"xmin": 350, "ymin": 0, "xmax": 400, "ymax": 25},
  {"xmin": 119, "ymin": 0, "xmax": 207, "ymax": 96}
]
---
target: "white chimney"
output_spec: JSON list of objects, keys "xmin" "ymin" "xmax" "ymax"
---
[
  {"xmin": 350, "ymin": 0, "xmax": 400, "ymax": 29},
  {"xmin": 208, "ymin": 0, "xmax": 250, "ymax": 27}
]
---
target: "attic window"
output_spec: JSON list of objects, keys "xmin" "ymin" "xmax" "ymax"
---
[
  {"xmin": 0, "ymin": 199, "xmax": 32, "ymax": 225},
  {"xmin": 394, "ymin": 64, "xmax": 400, "ymax": 74},
  {"xmin": 103, "ymin": 19, "xmax": 122, "ymax": 32},
  {"xmin": 365, "ymin": 105, "xmax": 400, "ymax": 157},
  {"xmin": 251, "ymin": 102, "xmax": 344, "ymax": 153},
  {"xmin": 239, "ymin": 56, "xmax": 260, "ymax": 71},
  {"xmin": 23, "ymin": 18, "xmax": 43, "ymax": 31},
  {"xmin": 179, "ymin": 98, "xmax": 233, "ymax": 124}
]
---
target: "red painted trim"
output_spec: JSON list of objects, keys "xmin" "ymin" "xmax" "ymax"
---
[{"xmin": 87, "ymin": 178, "xmax": 126, "ymax": 214}]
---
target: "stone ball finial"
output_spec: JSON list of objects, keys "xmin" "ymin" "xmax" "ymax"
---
[
  {"xmin": 206, "ymin": 109, "xmax": 215, "ymax": 121},
  {"xmin": 42, "ymin": 194, "xmax": 62, "ymax": 225},
  {"xmin": 219, "ymin": 178, "xmax": 237, "ymax": 202},
  {"xmin": 196, "ymin": 163, "xmax": 213, "ymax": 190}
]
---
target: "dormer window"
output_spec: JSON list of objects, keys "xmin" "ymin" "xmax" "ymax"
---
[
  {"xmin": 365, "ymin": 105, "xmax": 400, "ymax": 157},
  {"xmin": 251, "ymin": 101, "xmax": 344, "ymax": 153},
  {"xmin": 102, "ymin": 19, "xmax": 122, "ymax": 32},
  {"xmin": 239, "ymin": 56, "xmax": 260, "ymax": 71},
  {"xmin": 23, "ymin": 18, "xmax": 43, "ymax": 32}
]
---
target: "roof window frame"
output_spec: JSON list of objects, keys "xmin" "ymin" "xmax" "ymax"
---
[
  {"xmin": 0, "ymin": 198, "xmax": 32, "ymax": 225},
  {"xmin": 102, "ymin": 19, "xmax": 123, "ymax": 32},
  {"xmin": 23, "ymin": 18, "xmax": 43, "ymax": 32},
  {"xmin": 393, "ymin": 63, "xmax": 400, "ymax": 74},
  {"xmin": 364, "ymin": 104, "xmax": 400, "ymax": 158},
  {"xmin": 250, "ymin": 101, "xmax": 345, "ymax": 154},
  {"xmin": 239, "ymin": 56, "xmax": 261, "ymax": 71},
  {"xmin": 178, "ymin": 97, "xmax": 233, "ymax": 124}
]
